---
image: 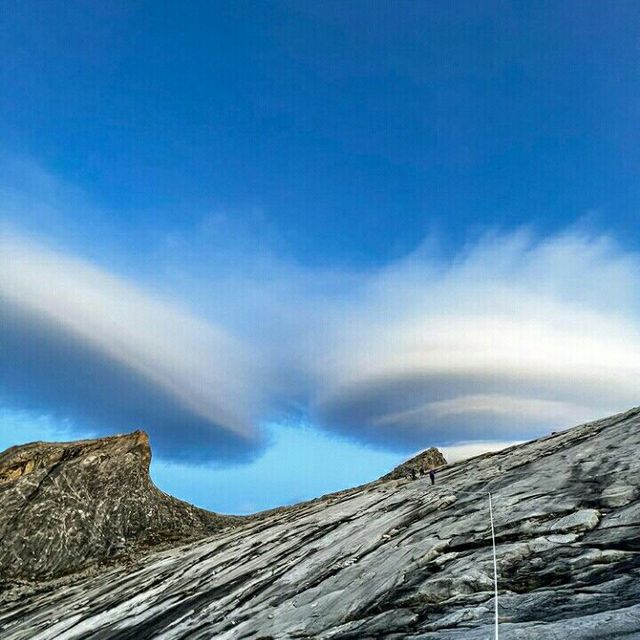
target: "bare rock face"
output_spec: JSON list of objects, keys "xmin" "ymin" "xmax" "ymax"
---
[
  {"xmin": 384, "ymin": 446, "xmax": 447, "ymax": 479},
  {"xmin": 0, "ymin": 431, "xmax": 237, "ymax": 581},
  {"xmin": 1, "ymin": 408, "xmax": 640, "ymax": 639}
]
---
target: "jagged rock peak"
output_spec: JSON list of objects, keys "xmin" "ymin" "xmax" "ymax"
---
[
  {"xmin": 384, "ymin": 445, "xmax": 447, "ymax": 479},
  {"xmin": 0, "ymin": 430, "xmax": 151, "ymax": 483},
  {"xmin": 0, "ymin": 430, "xmax": 239, "ymax": 581}
]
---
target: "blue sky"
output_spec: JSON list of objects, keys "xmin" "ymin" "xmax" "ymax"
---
[{"xmin": 1, "ymin": 2, "xmax": 640, "ymax": 512}]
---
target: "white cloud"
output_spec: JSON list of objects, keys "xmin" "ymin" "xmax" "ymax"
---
[
  {"xmin": 2, "ymin": 174, "xmax": 640, "ymax": 461},
  {"xmin": 0, "ymin": 231, "xmax": 265, "ymax": 460},
  {"xmin": 372, "ymin": 395, "xmax": 593, "ymax": 427},
  {"xmin": 439, "ymin": 440, "xmax": 523, "ymax": 463},
  {"xmin": 303, "ymin": 231, "xmax": 640, "ymax": 448}
]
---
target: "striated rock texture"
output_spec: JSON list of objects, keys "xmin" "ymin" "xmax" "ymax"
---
[
  {"xmin": 384, "ymin": 446, "xmax": 447, "ymax": 480},
  {"xmin": 0, "ymin": 431, "xmax": 237, "ymax": 581},
  {"xmin": 1, "ymin": 408, "xmax": 640, "ymax": 639}
]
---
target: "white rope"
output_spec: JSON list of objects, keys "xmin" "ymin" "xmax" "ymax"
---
[
  {"xmin": 488, "ymin": 491, "xmax": 499, "ymax": 640},
  {"xmin": 423, "ymin": 485, "xmax": 634, "ymax": 640},
  {"xmin": 437, "ymin": 488, "xmax": 499, "ymax": 638}
]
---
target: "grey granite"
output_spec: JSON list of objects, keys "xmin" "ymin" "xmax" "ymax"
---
[{"xmin": 1, "ymin": 408, "xmax": 639, "ymax": 639}]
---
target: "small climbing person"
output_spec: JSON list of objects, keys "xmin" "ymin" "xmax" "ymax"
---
[{"xmin": 429, "ymin": 469, "xmax": 436, "ymax": 485}]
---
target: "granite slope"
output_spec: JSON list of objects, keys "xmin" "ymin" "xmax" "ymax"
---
[{"xmin": 1, "ymin": 409, "xmax": 639, "ymax": 639}]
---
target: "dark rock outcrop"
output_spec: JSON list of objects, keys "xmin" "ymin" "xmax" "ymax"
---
[
  {"xmin": 0, "ymin": 430, "xmax": 237, "ymax": 581},
  {"xmin": 384, "ymin": 446, "xmax": 447, "ymax": 480},
  {"xmin": 1, "ymin": 408, "xmax": 640, "ymax": 639}
]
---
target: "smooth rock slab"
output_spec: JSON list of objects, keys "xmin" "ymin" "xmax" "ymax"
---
[{"xmin": 1, "ymin": 408, "xmax": 640, "ymax": 639}]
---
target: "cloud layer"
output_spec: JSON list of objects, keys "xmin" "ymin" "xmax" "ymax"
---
[
  {"xmin": 2, "ymin": 222, "xmax": 640, "ymax": 461},
  {"xmin": 306, "ymin": 232, "xmax": 640, "ymax": 448},
  {"xmin": 0, "ymin": 233, "xmax": 265, "ymax": 460}
]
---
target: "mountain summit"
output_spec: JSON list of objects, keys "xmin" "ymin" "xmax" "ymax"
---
[
  {"xmin": 384, "ymin": 446, "xmax": 447, "ymax": 480},
  {"xmin": 1, "ymin": 409, "xmax": 640, "ymax": 639},
  {"xmin": 0, "ymin": 430, "xmax": 237, "ymax": 581}
]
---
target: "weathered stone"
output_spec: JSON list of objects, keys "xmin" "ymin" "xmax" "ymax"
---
[
  {"xmin": 1, "ymin": 408, "xmax": 640, "ymax": 638},
  {"xmin": 0, "ymin": 431, "xmax": 238, "ymax": 581}
]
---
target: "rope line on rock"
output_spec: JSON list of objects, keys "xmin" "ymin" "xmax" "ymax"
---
[{"xmin": 420, "ymin": 485, "xmax": 634, "ymax": 640}]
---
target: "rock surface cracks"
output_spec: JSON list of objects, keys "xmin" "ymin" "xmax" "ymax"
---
[{"xmin": 1, "ymin": 409, "xmax": 640, "ymax": 638}]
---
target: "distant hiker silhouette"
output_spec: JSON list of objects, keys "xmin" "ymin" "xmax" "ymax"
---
[{"xmin": 429, "ymin": 469, "xmax": 436, "ymax": 485}]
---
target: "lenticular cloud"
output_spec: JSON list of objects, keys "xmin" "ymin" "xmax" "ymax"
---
[
  {"xmin": 0, "ymin": 233, "xmax": 265, "ymax": 460},
  {"xmin": 2, "ymin": 227, "xmax": 640, "ymax": 461},
  {"xmin": 306, "ymin": 232, "xmax": 640, "ymax": 449}
]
